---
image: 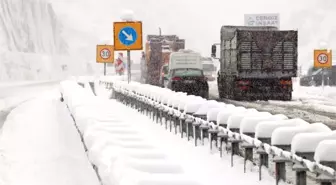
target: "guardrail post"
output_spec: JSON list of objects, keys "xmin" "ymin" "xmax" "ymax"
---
[
  {"xmin": 241, "ymin": 142, "xmax": 256, "ymax": 173},
  {"xmin": 185, "ymin": 118, "xmax": 193, "ymax": 141},
  {"xmin": 218, "ymin": 132, "xmax": 228, "ymax": 157},
  {"xmin": 257, "ymin": 147, "xmax": 268, "ymax": 180},
  {"xmin": 170, "ymin": 114, "xmax": 176, "ymax": 132},
  {"xmin": 292, "ymin": 162, "xmax": 308, "ymax": 185},
  {"xmin": 180, "ymin": 117, "xmax": 187, "ymax": 138},
  {"xmin": 273, "ymin": 156, "xmax": 289, "ymax": 185},
  {"xmin": 229, "ymin": 137, "xmax": 241, "ymax": 167},
  {"xmin": 208, "ymin": 126, "xmax": 219, "ymax": 151},
  {"xmin": 200, "ymin": 125, "xmax": 210, "ymax": 145},
  {"xmin": 192, "ymin": 122, "xmax": 201, "ymax": 146},
  {"xmin": 316, "ymin": 161, "xmax": 336, "ymax": 185}
]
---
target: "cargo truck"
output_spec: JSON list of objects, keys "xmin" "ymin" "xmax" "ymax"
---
[
  {"xmin": 211, "ymin": 25, "xmax": 298, "ymax": 101},
  {"xmin": 140, "ymin": 35, "xmax": 185, "ymax": 86}
]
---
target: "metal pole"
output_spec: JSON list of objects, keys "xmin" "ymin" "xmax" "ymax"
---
[
  {"xmin": 159, "ymin": 27, "xmax": 161, "ymax": 36},
  {"xmin": 322, "ymin": 68, "xmax": 325, "ymax": 90},
  {"xmin": 127, "ymin": 50, "xmax": 131, "ymax": 83},
  {"xmin": 104, "ymin": 63, "xmax": 106, "ymax": 76}
]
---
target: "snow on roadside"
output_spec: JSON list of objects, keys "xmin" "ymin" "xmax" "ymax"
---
[
  {"xmin": 0, "ymin": 80, "xmax": 56, "ymax": 87},
  {"xmin": 0, "ymin": 82, "xmax": 59, "ymax": 112},
  {"xmin": 81, "ymin": 83, "xmax": 282, "ymax": 185},
  {"xmin": 0, "ymin": 89, "xmax": 100, "ymax": 185}
]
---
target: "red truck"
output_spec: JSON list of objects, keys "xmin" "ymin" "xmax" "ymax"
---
[{"xmin": 140, "ymin": 35, "xmax": 185, "ymax": 86}]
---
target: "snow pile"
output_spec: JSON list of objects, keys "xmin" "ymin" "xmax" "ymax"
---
[
  {"xmin": 291, "ymin": 131, "xmax": 336, "ymax": 153},
  {"xmin": 0, "ymin": 89, "xmax": 100, "ymax": 185},
  {"xmin": 255, "ymin": 118, "xmax": 309, "ymax": 139},
  {"xmin": 61, "ymin": 80, "xmax": 202, "ymax": 185},
  {"xmin": 314, "ymin": 140, "xmax": 336, "ymax": 163},
  {"xmin": 240, "ymin": 114, "xmax": 288, "ymax": 134},
  {"xmin": 271, "ymin": 123, "xmax": 332, "ymax": 145},
  {"xmin": 216, "ymin": 107, "xmax": 248, "ymax": 126},
  {"xmin": 227, "ymin": 111, "xmax": 271, "ymax": 130}
]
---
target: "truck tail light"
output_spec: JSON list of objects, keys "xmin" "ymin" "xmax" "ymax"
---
[
  {"xmin": 172, "ymin": 76, "xmax": 182, "ymax": 81},
  {"xmin": 280, "ymin": 80, "xmax": 292, "ymax": 85},
  {"xmin": 237, "ymin": 80, "xmax": 250, "ymax": 85}
]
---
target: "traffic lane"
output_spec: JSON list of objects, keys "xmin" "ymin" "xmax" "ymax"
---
[
  {"xmin": 0, "ymin": 81, "xmax": 60, "ymax": 130},
  {"xmin": 0, "ymin": 81, "xmax": 60, "ymax": 98}
]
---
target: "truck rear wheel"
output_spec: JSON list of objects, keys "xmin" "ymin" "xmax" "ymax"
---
[{"xmin": 282, "ymin": 93, "xmax": 292, "ymax": 101}]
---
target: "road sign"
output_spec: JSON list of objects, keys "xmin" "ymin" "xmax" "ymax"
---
[
  {"xmin": 314, "ymin": 49, "xmax": 332, "ymax": 68},
  {"xmin": 244, "ymin": 13, "xmax": 280, "ymax": 28},
  {"xmin": 96, "ymin": 45, "xmax": 114, "ymax": 63},
  {"xmin": 114, "ymin": 21, "xmax": 143, "ymax": 50}
]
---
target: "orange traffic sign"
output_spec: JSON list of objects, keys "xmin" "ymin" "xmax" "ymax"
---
[
  {"xmin": 113, "ymin": 21, "xmax": 143, "ymax": 51},
  {"xmin": 96, "ymin": 45, "xmax": 114, "ymax": 63},
  {"xmin": 314, "ymin": 49, "xmax": 332, "ymax": 68}
]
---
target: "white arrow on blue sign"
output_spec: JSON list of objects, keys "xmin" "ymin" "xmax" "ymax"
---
[{"xmin": 118, "ymin": 26, "xmax": 138, "ymax": 46}]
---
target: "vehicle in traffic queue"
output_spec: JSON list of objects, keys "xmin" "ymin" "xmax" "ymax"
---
[
  {"xmin": 160, "ymin": 64, "xmax": 169, "ymax": 87},
  {"xmin": 202, "ymin": 58, "xmax": 217, "ymax": 81},
  {"xmin": 165, "ymin": 49, "xmax": 209, "ymax": 99}
]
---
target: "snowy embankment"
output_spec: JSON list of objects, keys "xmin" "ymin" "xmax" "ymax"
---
[
  {"xmin": 0, "ymin": 89, "xmax": 100, "ymax": 185},
  {"xmin": 0, "ymin": 0, "xmax": 90, "ymax": 80}
]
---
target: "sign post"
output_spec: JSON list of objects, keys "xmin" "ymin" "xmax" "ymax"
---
[
  {"xmin": 96, "ymin": 45, "xmax": 114, "ymax": 76},
  {"xmin": 113, "ymin": 21, "xmax": 143, "ymax": 83},
  {"xmin": 313, "ymin": 49, "xmax": 332, "ymax": 89}
]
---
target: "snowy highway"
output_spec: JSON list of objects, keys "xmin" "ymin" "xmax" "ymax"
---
[
  {"xmin": 0, "ymin": 81, "xmax": 60, "ymax": 129},
  {"xmin": 208, "ymin": 81, "xmax": 336, "ymax": 129}
]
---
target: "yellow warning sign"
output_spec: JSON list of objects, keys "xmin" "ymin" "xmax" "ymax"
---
[
  {"xmin": 96, "ymin": 45, "xmax": 114, "ymax": 63},
  {"xmin": 314, "ymin": 49, "xmax": 332, "ymax": 68}
]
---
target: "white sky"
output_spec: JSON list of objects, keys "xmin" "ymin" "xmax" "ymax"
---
[{"xmin": 51, "ymin": 0, "xmax": 336, "ymax": 70}]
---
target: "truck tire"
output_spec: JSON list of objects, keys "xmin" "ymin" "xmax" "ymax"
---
[{"xmin": 282, "ymin": 93, "xmax": 292, "ymax": 101}]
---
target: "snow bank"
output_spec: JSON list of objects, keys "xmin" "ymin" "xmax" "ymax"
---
[
  {"xmin": 255, "ymin": 118, "xmax": 309, "ymax": 139},
  {"xmin": 207, "ymin": 107, "xmax": 224, "ymax": 122},
  {"xmin": 227, "ymin": 111, "xmax": 271, "ymax": 130},
  {"xmin": 291, "ymin": 131, "xmax": 336, "ymax": 153},
  {"xmin": 216, "ymin": 106, "xmax": 247, "ymax": 125},
  {"xmin": 240, "ymin": 114, "xmax": 288, "ymax": 134},
  {"xmin": 110, "ymin": 156, "xmax": 184, "ymax": 184},
  {"xmin": 0, "ymin": 89, "xmax": 100, "ymax": 185},
  {"xmin": 314, "ymin": 140, "xmax": 336, "ymax": 162},
  {"xmin": 184, "ymin": 101, "xmax": 206, "ymax": 114},
  {"xmin": 271, "ymin": 123, "xmax": 332, "ymax": 145},
  {"xmin": 194, "ymin": 100, "xmax": 221, "ymax": 116},
  {"xmin": 119, "ymin": 174, "xmax": 202, "ymax": 185},
  {"xmin": 61, "ymin": 80, "xmax": 204, "ymax": 185}
]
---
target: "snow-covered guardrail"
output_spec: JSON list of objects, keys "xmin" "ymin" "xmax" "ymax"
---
[
  {"xmin": 99, "ymin": 78, "xmax": 336, "ymax": 185},
  {"xmin": 60, "ymin": 80, "xmax": 203, "ymax": 185}
]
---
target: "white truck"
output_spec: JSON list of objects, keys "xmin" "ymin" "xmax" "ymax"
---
[
  {"xmin": 168, "ymin": 49, "xmax": 203, "ymax": 72},
  {"xmin": 164, "ymin": 49, "xmax": 209, "ymax": 98}
]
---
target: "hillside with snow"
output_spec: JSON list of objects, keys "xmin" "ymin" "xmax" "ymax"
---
[{"xmin": 0, "ymin": 0, "xmax": 99, "ymax": 81}]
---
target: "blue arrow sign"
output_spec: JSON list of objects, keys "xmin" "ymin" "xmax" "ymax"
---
[{"xmin": 118, "ymin": 26, "xmax": 138, "ymax": 46}]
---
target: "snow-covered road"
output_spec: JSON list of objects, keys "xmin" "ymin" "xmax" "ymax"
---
[
  {"xmin": 0, "ymin": 81, "xmax": 60, "ymax": 129},
  {"xmin": 209, "ymin": 81, "xmax": 336, "ymax": 129}
]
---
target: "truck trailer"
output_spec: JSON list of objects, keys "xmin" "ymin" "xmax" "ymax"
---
[
  {"xmin": 140, "ymin": 35, "xmax": 185, "ymax": 86},
  {"xmin": 211, "ymin": 25, "xmax": 298, "ymax": 101}
]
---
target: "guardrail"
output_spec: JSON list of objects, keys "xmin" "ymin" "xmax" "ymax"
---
[{"xmin": 98, "ymin": 79, "xmax": 336, "ymax": 185}]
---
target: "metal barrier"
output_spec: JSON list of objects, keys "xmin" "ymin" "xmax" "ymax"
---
[{"xmin": 98, "ymin": 79, "xmax": 336, "ymax": 185}]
